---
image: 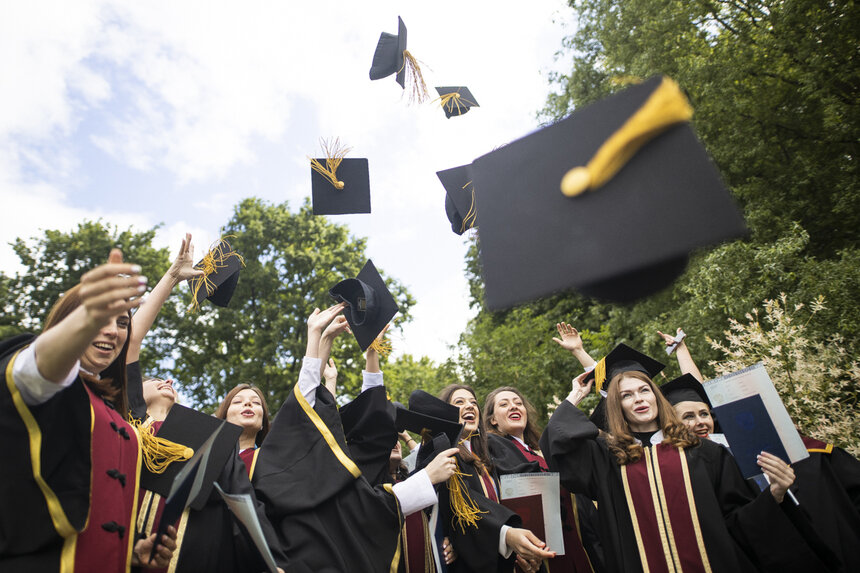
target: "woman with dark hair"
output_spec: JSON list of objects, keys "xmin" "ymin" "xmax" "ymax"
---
[
  {"xmin": 215, "ymin": 383, "xmax": 270, "ymax": 477},
  {"xmin": 541, "ymin": 342, "xmax": 826, "ymax": 572},
  {"xmin": 484, "ymin": 386, "xmax": 602, "ymax": 572},
  {"xmin": 0, "ymin": 249, "xmax": 176, "ymax": 571},
  {"xmin": 434, "ymin": 383, "xmax": 554, "ymax": 572}
]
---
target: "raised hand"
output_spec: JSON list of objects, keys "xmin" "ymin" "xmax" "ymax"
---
[
  {"xmin": 167, "ymin": 233, "xmax": 204, "ymax": 284},
  {"xmin": 323, "ymin": 358, "xmax": 338, "ymax": 395},
  {"xmin": 78, "ymin": 249, "xmax": 147, "ymax": 331},
  {"xmin": 566, "ymin": 370, "xmax": 594, "ymax": 406},
  {"xmin": 307, "ymin": 303, "xmax": 347, "ymax": 335},
  {"xmin": 758, "ymin": 452, "xmax": 795, "ymax": 503},
  {"xmin": 552, "ymin": 322, "xmax": 584, "ymax": 353},
  {"xmin": 424, "ymin": 447, "xmax": 460, "ymax": 485},
  {"xmin": 133, "ymin": 525, "xmax": 177, "ymax": 569}
]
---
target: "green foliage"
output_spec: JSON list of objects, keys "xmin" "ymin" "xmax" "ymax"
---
[
  {"xmin": 709, "ymin": 295, "xmax": 860, "ymax": 455},
  {"xmin": 157, "ymin": 198, "xmax": 416, "ymax": 413},
  {"xmin": 382, "ymin": 354, "xmax": 446, "ymax": 405}
]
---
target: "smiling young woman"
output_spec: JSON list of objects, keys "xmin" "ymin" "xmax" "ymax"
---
[{"xmin": 215, "ymin": 383, "xmax": 271, "ymax": 476}]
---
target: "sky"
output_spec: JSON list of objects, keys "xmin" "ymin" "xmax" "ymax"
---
[{"xmin": 0, "ymin": 0, "xmax": 575, "ymax": 363}]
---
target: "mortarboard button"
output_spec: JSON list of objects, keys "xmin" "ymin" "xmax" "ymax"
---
[
  {"xmin": 437, "ymin": 164, "xmax": 477, "ymax": 235},
  {"xmin": 434, "ymin": 86, "xmax": 479, "ymax": 119},
  {"xmin": 310, "ymin": 139, "xmax": 371, "ymax": 215},
  {"xmin": 469, "ymin": 75, "xmax": 747, "ymax": 308},
  {"xmin": 187, "ymin": 238, "xmax": 245, "ymax": 310},
  {"xmin": 329, "ymin": 260, "xmax": 399, "ymax": 351}
]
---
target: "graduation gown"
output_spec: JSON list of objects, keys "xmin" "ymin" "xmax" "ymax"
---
[
  {"xmin": 541, "ymin": 400, "xmax": 827, "ymax": 573},
  {"xmin": 486, "ymin": 433, "xmax": 603, "ymax": 573},
  {"xmin": 253, "ymin": 382, "xmax": 403, "ymax": 573},
  {"xmin": 0, "ymin": 335, "xmax": 141, "ymax": 573},
  {"xmin": 784, "ymin": 436, "xmax": 860, "ymax": 572}
]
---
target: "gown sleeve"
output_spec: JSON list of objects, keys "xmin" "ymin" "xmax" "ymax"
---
[{"xmin": 338, "ymin": 384, "xmax": 397, "ymax": 486}]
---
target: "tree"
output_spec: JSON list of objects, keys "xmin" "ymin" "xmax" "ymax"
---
[{"xmin": 156, "ymin": 198, "xmax": 416, "ymax": 413}]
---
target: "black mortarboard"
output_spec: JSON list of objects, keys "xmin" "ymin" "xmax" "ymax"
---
[
  {"xmin": 149, "ymin": 421, "xmax": 228, "ymax": 562},
  {"xmin": 469, "ymin": 76, "xmax": 747, "ymax": 309},
  {"xmin": 660, "ymin": 374, "xmax": 711, "ymax": 407},
  {"xmin": 435, "ymin": 86, "xmax": 479, "ymax": 119},
  {"xmin": 589, "ymin": 397, "xmax": 608, "ymax": 432},
  {"xmin": 311, "ymin": 157, "xmax": 371, "ymax": 215},
  {"xmin": 369, "ymin": 16, "xmax": 408, "ymax": 88},
  {"xmin": 329, "ymin": 259, "xmax": 399, "ymax": 351},
  {"xmin": 585, "ymin": 343, "xmax": 665, "ymax": 394},
  {"xmin": 187, "ymin": 239, "xmax": 244, "ymax": 309},
  {"xmin": 395, "ymin": 390, "xmax": 464, "ymax": 448},
  {"xmin": 140, "ymin": 404, "xmax": 242, "ymax": 511},
  {"xmin": 437, "ymin": 164, "xmax": 476, "ymax": 235}
]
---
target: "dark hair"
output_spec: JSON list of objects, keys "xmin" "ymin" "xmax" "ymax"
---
[
  {"xmin": 438, "ymin": 383, "xmax": 492, "ymax": 473},
  {"xmin": 42, "ymin": 283, "xmax": 132, "ymax": 418},
  {"xmin": 604, "ymin": 371, "xmax": 698, "ymax": 464},
  {"xmin": 483, "ymin": 386, "xmax": 542, "ymax": 450},
  {"xmin": 215, "ymin": 383, "xmax": 271, "ymax": 447}
]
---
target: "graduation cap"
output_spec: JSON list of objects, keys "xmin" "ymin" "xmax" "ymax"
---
[
  {"xmin": 435, "ymin": 87, "xmax": 479, "ymax": 119},
  {"xmin": 148, "ymin": 421, "xmax": 230, "ymax": 562},
  {"xmin": 469, "ymin": 76, "xmax": 747, "ymax": 309},
  {"xmin": 395, "ymin": 390, "xmax": 464, "ymax": 448},
  {"xmin": 369, "ymin": 16, "xmax": 428, "ymax": 103},
  {"xmin": 585, "ymin": 343, "xmax": 665, "ymax": 394},
  {"xmin": 310, "ymin": 139, "xmax": 371, "ymax": 215},
  {"xmin": 589, "ymin": 397, "xmax": 608, "ymax": 432},
  {"xmin": 437, "ymin": 164, "xmax": 476, "ymax": 235},
  {"xmin": 329, "ymin": 260, "xmax": 399, "ymax": 351},
  {"xmin": 187, "ymin": 238, "xmax": 245, "ymax": 311},
  {"xmin": 660, "ymin": 373, "xmax": 711, "ymax": 407},
  {"xmin": 140, "ymin": 405, "xmax": 242, "ymax": 511}
]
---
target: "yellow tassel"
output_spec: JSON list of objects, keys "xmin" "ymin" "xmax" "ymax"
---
[
  {"xmin": 594, "ymin": 357, "xmax": 607, "ymax": 394},
  {"xmin": 460, "ymin": 181, "xmax": 477, "ymax": 234},
  {"xmin": 309, "ymin": 138, "xmax": 352, "ymax": 190},
  {"xmin": 188, "ymin": 236, "xmax": 246, "ymax": 312},
  {"xmin": 560, "ymin": 77, "xmax": 693, "ymax": 197},
  {"xmin": 433, "ymin": 92, "xmax": 477, "ymax": 116},
  {"xmin": 448, "ymin": 467, "xmax": 486, "ymax": 533},
  {"xmin": 402, "ymin": 50, "xmax": 429, "ymax": 104},
  {"xmin": 369, "ymin": 336, "xmax": 392, "ymax": 358},
  {"xmin": 129, "ymin": 417, "xmax": 195, "ymax": 474}
]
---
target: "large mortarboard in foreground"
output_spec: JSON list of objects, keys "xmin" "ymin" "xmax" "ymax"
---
[
  {"xmin": 187, "ymin": 238, "xmax": 245, "ymax": 310},
  {"xmin": 329, "ymin": 259, "xmax": 399, "ymax": 351},
  {"xmin": 435, "ymin": 86, "xmax": 479, "ymax": 119},
  {"xmin": 437, "ymin": 164, "xmax": 477, "ymax": 235},
  {"xmin": 469, "ymin": 76, "xmax": 747, "ymax": 309}
]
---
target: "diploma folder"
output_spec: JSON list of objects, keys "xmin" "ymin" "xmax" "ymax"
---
[
  {"xmin": 213, "ymin": 483, "xmax": 279, "ymax": 573},
  {"xmin": 704, "ymin": 363, "xmax": 808, "ymax": 478},
  {"xmin": 499, "ymin": 473, "xmax": 565, "ymax": 555}
]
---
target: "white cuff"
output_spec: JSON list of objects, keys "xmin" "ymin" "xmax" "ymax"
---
[
  {"xmin": 583, "ymin": 364, "xmax": 595, "ymax": 373},
  {"xmin": 361, "ymin": 370, "xmax": 384, "ymax": 393},
  {"xmin": 499, "ymin": 525, "xmax": 513, "ymax": 557},
  {"xmin": 12, "ymin": 345, "xmax": 78, "ymax": 406},
  {"xmin": 298, "ymin": 356, "xmax": 323, "ymax": 407},
  {"xmin": 391, "ymin": 469, "xmax": 437, "ymax": 517}
]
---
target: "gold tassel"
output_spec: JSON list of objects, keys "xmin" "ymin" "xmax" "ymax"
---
[
  {"xmin": 369, "ymin": 336, "xmax": 392, "ymax": 358},
  {"xmin": 448, "ymin": 467, "xmax": 486, "ymax": 533},
  {"xmin": 402, "ymin": 50, "xmax": 429, "ymax": 104},
  {"xmin": 188, "ymin": 236, "xmax": 245, "ymax": 312},
  {"xmin": 460, "ymin": 181, "xmax": 477, "ymax": 234},
  {"xmin": 129, "ymin": 417, "xmax": 195, "ymax": 474},
  {"xmin": 434, "ymin": 92, "xmax": 477, "ymax": 116},
  {"xmin": 309, "ymin": 138, "xmax": 352, "ymax": 190},
  {"xmin": 560, "ymin": 76, "xmax": 693, "ymax": 197},
  {"xmin": 594, "ymin": 357, "xmax": 607, "ymax": 394}
]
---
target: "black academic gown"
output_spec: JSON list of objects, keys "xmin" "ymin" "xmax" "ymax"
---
[
  {"xmin": 541, "ymin": 400, "xmax": 828, "ymax": 573},
  {"xmin": 254, "ymin": 383, "xmax": 403, "ymax": 573}
]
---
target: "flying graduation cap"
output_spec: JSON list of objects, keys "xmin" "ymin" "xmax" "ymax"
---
[
  {"xmin": 437, "ymin": 164, "xmax": 477, "ymax": 235},
  {"xmin": 435, "ymin": 86, "xmax": 479, "ymax": 119},
  {"xmin": 187, "ymin": 237, "xmax": 245, "ymax": 311},
  {"xmin": 369, "ymin": 16, "xmax": 429, "ymax": 103},
  {"xmin": 310, "ymin": 139, "xmax": 371, "ymax": 215},
  {"xmin": 469, "ymin": 76, "xmax": 747, "ymax": 309},
  {"xmin": 329, "ymin": 259, "xmax": 399, "ymax": 351}
]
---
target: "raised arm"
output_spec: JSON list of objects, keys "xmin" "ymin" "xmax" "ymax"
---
[
  {"xmin": 657, "ymin": 327, "xmax": 704, "ymax": 381},
  {"xmin": 128, "ymin": 233, "xmax": 203, "ymax": 363},
  {"xmin": 34, "ymin": 249, "xmax": 144, "ymax": 383},
  {"xmin": 552, "ymin": 322, "xmax": 596, "ymax": 369}
]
